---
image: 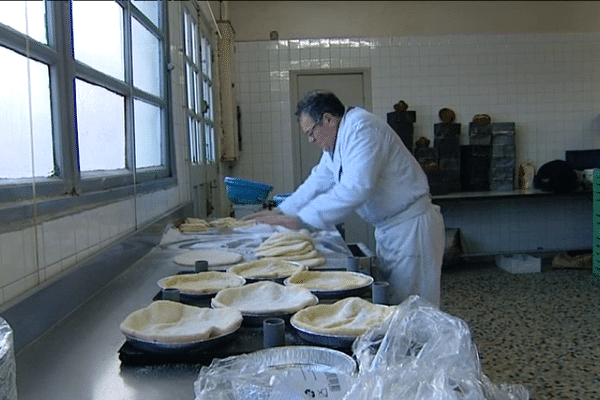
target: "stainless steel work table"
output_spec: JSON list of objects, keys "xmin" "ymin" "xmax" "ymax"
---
[{"xmin": 15, "ymin": 225, "xmax": 352, "ymax": 400}]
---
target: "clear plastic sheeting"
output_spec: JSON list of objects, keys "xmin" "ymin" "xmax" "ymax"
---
[
  {"xmin": 193, "ymin": 296, "xmax": 530, "ymax": 400},
  {"xmin": 194, "ymin": 346, "xmax": 357, "ymax": 400},
  {"xmin": 346, "ymin": 296, "xmax": 530, "ymax": 400},
  {"xmin": 0, "ymin": 317, "xmax": 17, "ymax": 400}
]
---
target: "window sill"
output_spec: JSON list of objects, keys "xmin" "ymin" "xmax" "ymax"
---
[{"xmin": 0, "ymin": 177, "xmax": 177, "ymax": 234}]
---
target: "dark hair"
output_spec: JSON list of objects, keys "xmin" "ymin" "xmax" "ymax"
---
[{"xmin": 295, "ymin": 90, "xmax": 345, "ymax": 124}]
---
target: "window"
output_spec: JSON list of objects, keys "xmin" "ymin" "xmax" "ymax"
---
[
  {"xmin": 0, "ymin": 0, "xmax": 171, "ymax": 210},
  {"xmin": 201, "ymin": 34, "xmax": 216, "ymax": 163},
  {"xmin": 183, "ymin": 8, "xmax": 215, "ymax": 165},
  {"xmin": 75, "ymin": 80, "xmax": 126, "ymax": 171},
  {"xmin": 0, "ymin": 46, "xmax": 54, "ymax": 179},
  {"xmin": 72, "ymin": 1, "xmax": 124, "ymax": 80}
]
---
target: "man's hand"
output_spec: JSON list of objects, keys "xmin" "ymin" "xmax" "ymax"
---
[{"xmin": 247, "ymin": 210, "xmax": 303, "ymax": 230}]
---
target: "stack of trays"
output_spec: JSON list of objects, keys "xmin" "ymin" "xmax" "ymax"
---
[
  {"xmin": 433, "ymin": 123, "xmax": 462, "ymax": 193},
  {"xmin": 490, "ymin": 122, "xmax": 516, "ymax": 191},
  {"xmin": 460, "ymin": 145, "xmax": 491, "ymax": 191},
  {"xmin": 467, "ymin": 122, "xmax": 493, "ymax": 192},
  {"xmin": 387, "ymin": 110, "xmax": 417, "ymax": 153},
  {"xmin": 468, "ymin": 122, "xmax": 492, "ymax": 145},
  {"xmin": 465, "ymin": 121, "xmax": 516, "ymax": 192}
]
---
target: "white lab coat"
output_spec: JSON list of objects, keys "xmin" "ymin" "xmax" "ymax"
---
[{"xmin": 279, "ymin": 107, "xmax": 445, "ymax": 306}]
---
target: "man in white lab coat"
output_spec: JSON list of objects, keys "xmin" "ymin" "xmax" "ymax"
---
[{"xmin": 253, "ymin": 91, "xmax": 445, "ymax": 306}]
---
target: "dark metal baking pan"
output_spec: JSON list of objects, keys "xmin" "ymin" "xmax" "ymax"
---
[
  {"xmin": 123, "ymin": 327, "xmax": 240, "ymax": 354},
  {"xmin": 289, "ymin": 321, "xmax": 358, "ymax": 349}
]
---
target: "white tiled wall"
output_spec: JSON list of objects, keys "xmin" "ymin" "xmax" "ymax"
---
[
  {"xmin": 232, "ymin": 32, "xmax": 600, "ymax": 196},
  {"xmin": 438, "ymin": 195, "xmax": 591, "ymax": 254},
  {"xmin": 0, "ymin": 2, "xmax": 191, "ymax": 309},
  {"xmin": 0, "ymin": 187, "xmax": 183, "ymax": 308},
  {"xmin": 231, "ymin": 32, "xmax": 597, "ymax": 254}
]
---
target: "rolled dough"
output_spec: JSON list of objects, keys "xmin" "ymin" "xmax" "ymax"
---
[
  {"xmin": 255, "ymin": 241, "xmax": 313, "ymax": 258},
  {"xmin": 211, "ymin": 280, "xmax": 318, "ymax": 314},
  {"xmin": 120, "ymin": 300, "xmax": 243, "ymax": 343},
  {"xmin": 285, "ymin": 271, "xmax": 373, "ymax": 291},
  {"xmin": 227, "ymin": 258, "xmax": 306, "ymax": 279},
  {"xmin": 291, "ymin": 297, "xmax": 394, "ymax": 337},
  {"xmin": 157, "ymin": 271, "xmax": 245, "ymax": 295}
]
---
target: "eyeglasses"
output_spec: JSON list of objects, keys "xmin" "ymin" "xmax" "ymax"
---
[{"xmin": 304, "ymin": 120, "xmax": 321, "ymax": 139}]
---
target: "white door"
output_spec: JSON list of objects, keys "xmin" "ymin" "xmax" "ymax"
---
[{"xmin": 291, "ymin": 71, "xmax": 375, "ymax": 251}]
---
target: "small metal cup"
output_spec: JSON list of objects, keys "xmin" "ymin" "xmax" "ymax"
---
[
  {"xmin": 195, "ymin": 260, "xmax": 209, "ymax": 273},
  {"xmin": 370, "ymin": 256, "xmax": 380, "ymax": 280},
  {"xmin": 263, "ymin": 318, "xmax": 285, "ymax": 348},
  {"xmin": 347, "ymin": 256, "xmax": 360, "ymax": 272},
  {"xmin": 162, "ymin": 288, "xmax": 180, "ymax": 302},
  {"xmin": 372, "ymin": 281, "xmax": 389, "ymax": 305}
]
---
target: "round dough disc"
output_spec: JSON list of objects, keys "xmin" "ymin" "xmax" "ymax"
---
[
  {"xmin": 211, "ymin": 281, "xmax": 318, "ymax": 314},
  {"xmin": 291, "ymin": 297, "xmax": 394, "ymax": 337},
  {"xmin": 173, "ymin": 249, "xmax": 244, "ymax": 267},
  {"xmin": 120, "ymin": 300, "xmax": 243, "ymax": 343},
  {"xmin": 285, "ymin": 271, "xmax": 373, "ymax": 291},
  {"xmin": 228, "ymin": 258, "xmax": 306, "ymax": 279},
  {"xmin": 158, "ymin": 271, "xmax": 245, "ymax": 295}
]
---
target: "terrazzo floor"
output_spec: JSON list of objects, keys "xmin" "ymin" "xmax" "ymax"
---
[{"xmin": 440, "ymin": 259, "xmax": 600, "ymax": 400}]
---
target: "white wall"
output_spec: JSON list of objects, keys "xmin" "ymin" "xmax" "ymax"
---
[
  {"xmin": 0, "ymin": 1, "xmax": 192, "ymax": 309},
  {"xmin": 230, "ymin": 32, "xmax": 600, "ymax": 197},
  {"xmin": 227, "ymin": 1, "xmax": 600, "ymax": 41}
]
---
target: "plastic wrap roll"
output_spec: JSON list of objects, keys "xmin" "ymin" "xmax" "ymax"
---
[{"xmin": 0, "ymin": 318, "xmax": 17, "ymax": 400}]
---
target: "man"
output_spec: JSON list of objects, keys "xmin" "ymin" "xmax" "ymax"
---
[{"xmin": 253, "ymin": 90, "xmax": 445, "ymax": 306}]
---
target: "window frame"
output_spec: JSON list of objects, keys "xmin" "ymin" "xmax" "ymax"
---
[
  {"xmin": 200, "ymin": 32, "xmax": 216, "ymax": 164},
  {"xmin": 183, "ymin": 7, "xmax": 203, "ymax": 165},
  {"xmin": 182, "ymin": 5, "xmax": 217, "ymax": 168},
  {"xmin": 0, "ymin": 0, "xmax": 176, "ymax": 228}
]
